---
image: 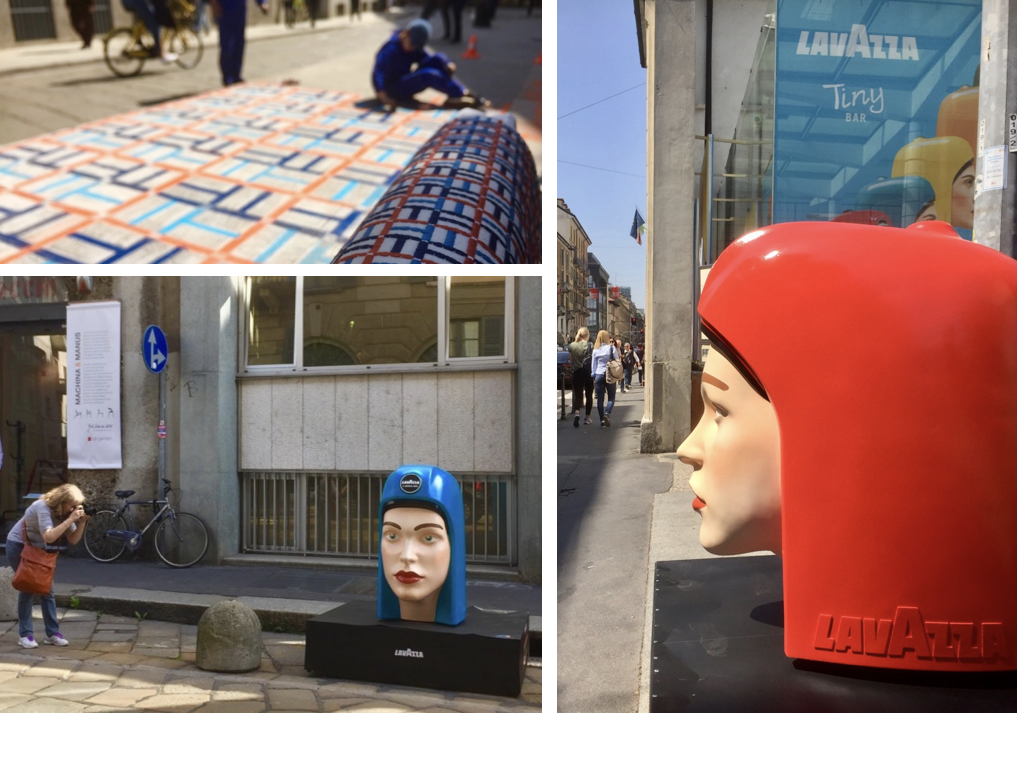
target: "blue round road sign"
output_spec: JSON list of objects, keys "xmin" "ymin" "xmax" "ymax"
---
[{"xmin": 143, "ymin": 325, "xmax": 168, "ymax": 373}]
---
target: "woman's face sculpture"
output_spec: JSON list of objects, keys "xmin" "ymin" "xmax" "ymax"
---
[
  {"xmin": 677, "ymin": 347, "xmax": 783, "ymax": 555},
  {"xmin": 950, "ymin": 159, "xmax": 976, "ymax": 229},
  {"xmin": 381, "ymin": 506, "xmax": 451, "ymax": 622}
]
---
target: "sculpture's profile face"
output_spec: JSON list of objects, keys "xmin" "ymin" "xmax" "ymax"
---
[
  {"xmin": 950, "ymin": 159, "xmax": 976, "ymax": 229},
  {"xmin": 381, "ymin": 506, "xmax": 451, "ymax": 622},
  {"xmin": 677, "ymin": 347, "xmax": 783, "ymax": 555}
]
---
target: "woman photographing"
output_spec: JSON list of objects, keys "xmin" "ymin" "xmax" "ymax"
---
[{"xmin": 5, "ymin": 484, "xmax": 88, "ymax": 649}]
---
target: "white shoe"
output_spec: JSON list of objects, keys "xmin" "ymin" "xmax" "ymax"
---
[
  {"xmin": 18, "ymin": 636, "xmax": 38, "ymax": 649},
  {"xmin": 44, "ymin": 633, "xmax": 69, "ymax": 646},
  {"xmin": 161, "ymin": 52, "xmax": 179, "ymax": 64}
]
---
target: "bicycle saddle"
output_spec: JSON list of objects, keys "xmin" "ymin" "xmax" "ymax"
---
[{"xmin": 114, "ymin": 490, "xmax": 136, "ymax": 499}]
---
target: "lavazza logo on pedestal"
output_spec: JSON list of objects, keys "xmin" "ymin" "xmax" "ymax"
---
[{"xmin": 395, "ymin": 648, "xmax": 425, "ymax": 658}]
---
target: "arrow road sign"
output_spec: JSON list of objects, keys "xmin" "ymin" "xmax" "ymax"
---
[{"xmin": 143, "ymin": 325, "xmax": 168, "ymax": 373}]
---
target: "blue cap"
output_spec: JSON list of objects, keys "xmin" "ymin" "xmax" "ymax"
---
[
  {"xmin": 377, "ymin": 465, "xmax": 466, "ymax": 626},
  {"xmin": 405, "ymin": 19, "xmax": 431, "ymax": 50}
]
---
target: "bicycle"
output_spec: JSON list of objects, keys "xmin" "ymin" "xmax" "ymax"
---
[
  {"xmin": 103, "ymin": 0, "xmax": 204, "ymax": 78},
  {"xmin": 83, "ymin": 479, "xmax": 210, "ymax": 568}
]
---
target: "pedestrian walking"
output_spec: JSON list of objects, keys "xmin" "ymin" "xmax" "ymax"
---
[
  {"xmin": 636, "ymin": 345, "xmax": 645, "ymax": 386},
  {"xmin": 568, "ymin": 326, "xmax": 594, "ymax": 428},
  {"xmin": 372, "ymin": 19, "xmax": 490, "ymax": 111},
  {"xmin": 591, "ymin": 330, "xmax": 620, "ymax": 428},
  {"xmin": 66, "ymin": 0, "xmax": 95, "ymax": 48},
  {"xmin": 6, "ymin": 485, "xmax": 88, "ymax": 649},
  {"xmin": 210, "ymin": 0, "xmax": 268, "ymax": 86},
  {"xmin": 621, "ymin": 342, "xmax": 638, "ymax": 391}
]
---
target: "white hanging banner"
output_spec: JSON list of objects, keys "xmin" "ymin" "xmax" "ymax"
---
[{"xmin": 67, "ymin": 301, "xmax": 122, "ymax": 469}]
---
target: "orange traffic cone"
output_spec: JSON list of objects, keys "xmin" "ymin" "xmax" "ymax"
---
[
  {"xmin": 461, "ymin": 35, "xmax": 481, "ymax": 60},
  {"xmin": 534, "ymin": 52, "xmax": 542, "ymax": 65}
]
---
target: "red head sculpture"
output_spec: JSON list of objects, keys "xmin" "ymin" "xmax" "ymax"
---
[{"xmin": 692, "ymin": 221, "xmax": 1015, "ymax": 672}]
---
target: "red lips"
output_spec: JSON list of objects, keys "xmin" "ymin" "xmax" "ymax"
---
[
  {"xmin": 693, "ymin": 497, "xmax": 706, "ymax": 511},
  {"xmin": 394, "ymin": 571, "xmax": 423, "ymax": 584}
]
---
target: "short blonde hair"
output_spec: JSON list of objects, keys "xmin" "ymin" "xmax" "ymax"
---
[
  {"xmin": 42, "ymin": 484, "xmax": 86, "ymax": 519},
  {"xmin": 574, "ymin": 327, "xmax": 590, "ymax": 343},
  {"xmin": 595, "ymin": 330, "xmax": 611, "ymax": 347}
]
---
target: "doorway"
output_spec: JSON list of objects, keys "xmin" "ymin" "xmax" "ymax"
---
[{"xmin": 0, "ymin": 309, "xmax": 68, "ymax": 543}]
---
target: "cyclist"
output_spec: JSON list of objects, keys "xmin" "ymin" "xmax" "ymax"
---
[{"xmin": 121, "ymin": 0, "xmax": 179, "ymax": 62}]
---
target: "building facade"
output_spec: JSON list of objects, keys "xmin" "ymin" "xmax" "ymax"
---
[
  {"xmin": 0, "ymin": 275, "xmax": 542, "ymax": 582},
  {"xmin": 556, "ymin": 198, "xmax": 593, "ymax": 343},
  {"xmin": 633, "ymin": 0, "xmax": 1015, "ymax": 452},
  {"xmin": 587, "ymin": 252, "xmax": 609, "ymax": 335}
]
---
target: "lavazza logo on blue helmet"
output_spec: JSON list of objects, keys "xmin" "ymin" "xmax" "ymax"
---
[{"xmin": 399, "ymin": 474, "xmax": 422, "ymax": 493}]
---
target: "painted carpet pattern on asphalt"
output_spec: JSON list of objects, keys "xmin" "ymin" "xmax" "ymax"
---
[
  {"xmin": 332, "ymin": 112, "xmax": 541, "ymax": 265},
  {"xmin": 0, "ymin": 85, "xmax": 453, "ymax": 264}
]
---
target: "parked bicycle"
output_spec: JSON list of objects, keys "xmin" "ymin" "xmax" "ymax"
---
[
  {"xmin": 103, "ymin": 0, "xmax": 203, "ymax": 78},
  {"xmin": 83, "ymin": 479, "xmax": 209, "ymax": 568}
]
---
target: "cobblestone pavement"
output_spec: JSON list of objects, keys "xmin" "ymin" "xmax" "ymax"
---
[{"xmin": 0, "ymin": 609, "xmax": 541, "ymax": 713}]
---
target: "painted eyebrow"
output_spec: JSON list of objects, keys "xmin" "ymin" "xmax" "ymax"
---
[
  {"xmin": 701, "ymin": 372, "xmax": 729, "ymax": 391},
  {"xmin": 383, "ymin": 521, "xmax": 401, "ymax": 529},
  {"xmin": 414, "ymin": 523, "xmax": 444, "ymax": 531}
]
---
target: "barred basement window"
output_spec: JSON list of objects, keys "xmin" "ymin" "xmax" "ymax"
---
[{"xmin": 242, "ymin": 471, "xmax": 514, "ymax": 565}]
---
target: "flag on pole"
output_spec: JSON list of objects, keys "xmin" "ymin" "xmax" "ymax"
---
[{"xmin": 629, "ymin": 209, "xmax": 646, "ymax": 244}]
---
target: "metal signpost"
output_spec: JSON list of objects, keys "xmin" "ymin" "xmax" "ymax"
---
[{"xmin": 142, "ymin": 325, "xmax": 169, "ymax": 490}]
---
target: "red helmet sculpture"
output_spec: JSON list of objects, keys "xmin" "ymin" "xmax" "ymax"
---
[{"xmin": 696, "ymin": 221, "xmax": 1015, "ymax": 672}]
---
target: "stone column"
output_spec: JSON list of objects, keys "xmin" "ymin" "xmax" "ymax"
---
[
  {"xmin": 515, "ymin": 276, "xmax": 541, "ymax": 582},
  {"xmin": 177, "ymin": 277, "xmax": 240, "ymax": 561},
  {"xmin": 640, "ymin": 0, "xmax": 696, "ymax": 453},
  {"xmin": 975, "ymin": 0, "xmax": 1016, "ymax": 257}
]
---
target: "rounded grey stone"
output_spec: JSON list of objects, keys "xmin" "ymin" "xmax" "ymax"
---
[
  {"xmin": 0, "ymin": 566, "xmax": 17, "ymax": 621},
  {"xmin": 196, "ymin": 600, "xmax": 263, "ymax": 672}
]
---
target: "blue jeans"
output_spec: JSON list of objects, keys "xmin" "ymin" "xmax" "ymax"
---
[
  {"xmin": 5, "ymin": 540, "xmax": 60, "ymax": 639},
  {"xmin": 218, "ymin": 0, "xmax": 248, "ymax": 85},
  {"xmin": 121, "ymin": 0, "xmax": 160, "ymax": 48},
  {"xmin": 622, "ymin": 367, "xmax": 633, "ymax": 390},
  {"xmin": 595, "ymin": 373, "xmax": 616, "ymax": 419}
]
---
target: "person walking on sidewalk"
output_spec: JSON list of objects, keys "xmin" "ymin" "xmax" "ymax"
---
[
  {"xmin": 5, "ymin": 485, "xmax": 88, "ymax": 649},
  {"xmin": 66, "ymin": 0, "xmax": 95, "ymax": 48},
  {"xmin": 568, "ymin": 326, "xmax": 594, "ymax": 428},
  {"xmin": 621, "ymin": 342, "xmax": 638, "ymax": 392},
  {"xmin": 591, "ymin": 329, "xmax": 620, "ymax": 428},
  {"xmin": 636, "ymin": 344, "xmax": 645, "ymax": 386}
]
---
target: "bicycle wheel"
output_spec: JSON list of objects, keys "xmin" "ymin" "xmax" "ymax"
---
[
  {"xmin": 169, "ymin": 26, "xmax": 203, "ymax": 69},
  {"xmin": 83, "ymin": 508, "xmax": 129, "ymax": 563},
  {"xmin": 104, "ymin": 28, "xmax": 146, "ymax": 78},
  {"xmin": 155, "ymin": 511, "xmax": 209, "ymax": 567}
]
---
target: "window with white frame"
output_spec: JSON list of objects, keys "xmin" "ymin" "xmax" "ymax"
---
[{"xmin": 243, "ymin": 276, "xmax": 514, "ymax": 373}]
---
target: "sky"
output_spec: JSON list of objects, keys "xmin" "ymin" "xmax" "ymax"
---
[{"xmin": 557, "ymin": 0, "xmax": 649, "ymax": 310}]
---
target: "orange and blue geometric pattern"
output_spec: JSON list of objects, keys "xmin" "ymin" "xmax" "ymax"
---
[
  {"xmin": 0, "ymin": 85, "xmax": 454, "ymax": 264},
  {"xmin": 333, "ymin": 112, "xmax": 541, "ymax": 265}
]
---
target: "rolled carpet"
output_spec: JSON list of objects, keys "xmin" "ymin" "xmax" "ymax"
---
[{"xmin": 333, "ymin": 110, "xmax": 540, "ymax": 264}]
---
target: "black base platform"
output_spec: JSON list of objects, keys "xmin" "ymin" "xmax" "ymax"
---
[
  {"xmin": 305, "ymin": 601, "xmax": 528, "ymax": 697},
  {"xmin": 651, "ymin": 557, "xmax": 1015, "ymax": 712}
]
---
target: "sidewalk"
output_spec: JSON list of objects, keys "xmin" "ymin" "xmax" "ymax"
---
[
  {"xmin": 0, "ymin": 556, "xmax": 541, "ymax": 712},
  {"xmin": 0, "ymin": 11, "xmax": 389, "ymax": 78},
  {"xmin": 0, "ymin": 611, "xmax": 540, "ymax": 712}
]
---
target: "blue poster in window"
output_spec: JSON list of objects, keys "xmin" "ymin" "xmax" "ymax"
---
[{"xmin": 774, "ymin": 0, "xmax": 981, "ymax": 237}]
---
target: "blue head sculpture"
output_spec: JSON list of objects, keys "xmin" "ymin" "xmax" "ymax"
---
[{"xmin": 377, "ymin": 465, "xmax": 467, "ymax": 626}]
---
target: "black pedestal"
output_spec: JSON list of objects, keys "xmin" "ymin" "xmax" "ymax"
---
[
  {"xmin": 651, "ymin": 557, "xmax": 1015, "ymax": 712},
  {"xmin": 305, "ymin": 602, "xmax": 528, "ymax": 697}
]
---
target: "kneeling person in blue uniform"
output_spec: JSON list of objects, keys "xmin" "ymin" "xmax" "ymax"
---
[{"xmin": 372, "ymin": 19, "xmax": 490, "ymax": 112}]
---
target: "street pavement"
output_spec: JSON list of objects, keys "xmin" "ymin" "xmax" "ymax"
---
[
  {"xmin": 555, "ymin": 380, "xmax": 780, "ymax": 713},
  {"xmin": 0, "ymin": 610, "xmax": 540, "ymax": 712},
  {"xmin": 555, "ymin": 382, "xmax": 674, "ymax": 712},
  {"xmin": 0, "ymin": 556, "xmax": 541, "ymax": 712},
  {"xmin": 0, "ymin": 7, "xmax": 543, "ymax": 168}
]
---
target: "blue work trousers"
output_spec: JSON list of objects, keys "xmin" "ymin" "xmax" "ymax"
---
[
  {"xmin": 386, "ymin": 54, "xmax": 466, "ymax": 100},
  {"xmin": 218, "ymin": 0, "xmax": 248, "ymax": 85}
]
